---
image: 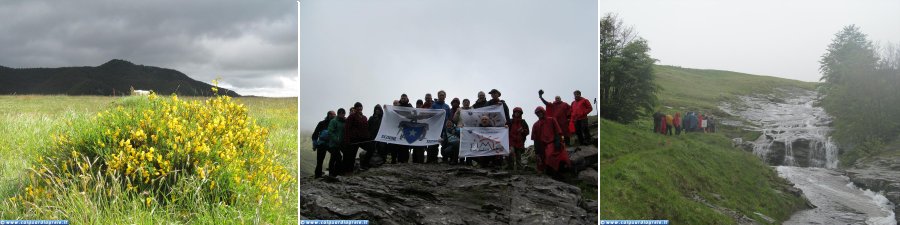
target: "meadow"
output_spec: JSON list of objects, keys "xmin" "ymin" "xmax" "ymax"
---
[
  {"xmin": 0, "ymin": 95, "xmax": 297, "ymax": 224},
  {"xmin": 653, "ymin": 65, "xmax": 816, "ymax": 114},
  {"xmin": 600, "ymin": 65, "xmax": 815, "ymax": 224}
]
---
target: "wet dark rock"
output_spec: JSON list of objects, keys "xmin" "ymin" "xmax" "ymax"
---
[
  {"xmin": 577, "ymin": 169, "xmax": 597, "ymax": 186},
  {"xmin": 845, "ymin": 156, "xmax": 900, "ymax": 218},
  {"xmin": 300, "ymin": 163, "xmax": 595, "ymax": 224},
  {"xmin": 568, "ymin": 146, "xmax": 598, "ymax": 172},
  {"xmin": 756, "ymin": 138, "xmax": 831, "ymax": 168}
]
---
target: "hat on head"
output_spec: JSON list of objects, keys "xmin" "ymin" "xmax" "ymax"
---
[
  {"xmin": 513, "ymin": 107, "xmax": 523, "ymax": 113},
  {"xmin": 534, "ymin": 106, "xmax": 545, "ymax": 113},
  {"xmin": 489, "ymin": 89, "xmax": 501, "ymax": 96}
]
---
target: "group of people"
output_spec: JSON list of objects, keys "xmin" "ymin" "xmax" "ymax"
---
[
  {"xmin": 310, "ymin": 89, "xmax": 594, "ymax": 179},
  {"xmin": 652, "ymin": 111, "xmax": 716, "ymax": 135}
]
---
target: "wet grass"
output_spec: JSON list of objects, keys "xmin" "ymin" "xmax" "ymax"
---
[
  {"xmin": 599, "ymin": 119, "xmax": 807, "ymax": 224},
  {"xmin": 600, "ymin": 66, "xmax": 816, "ymax": 224},
  {"xmin": 0, "ymin": 95, "xmax": 297, "ymax": 224}
]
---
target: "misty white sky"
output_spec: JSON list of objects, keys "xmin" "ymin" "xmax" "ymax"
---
[
  {"xmin": 299, "ymin": 0, "xmax": 598, "ymax": 133},
  {"xmin": 601, "ymin": 0, "xmax": 900, "ymax": 82}
]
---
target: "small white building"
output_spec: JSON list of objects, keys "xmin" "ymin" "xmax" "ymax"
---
[{"xmin": 132, "ymin": 90, "xmax": 151, "ymax": 96}]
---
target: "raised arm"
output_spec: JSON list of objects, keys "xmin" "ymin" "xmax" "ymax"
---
[{"xmin": 539, "ymin": 89, "xmax": 551, "ymax": 106}]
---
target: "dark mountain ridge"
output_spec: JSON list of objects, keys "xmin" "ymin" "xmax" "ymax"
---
[{"xmin": 0, "ymin": 59, "xmax": 239, "ymax": 96}]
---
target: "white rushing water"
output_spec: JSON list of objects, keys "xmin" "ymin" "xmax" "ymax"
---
[
  {"xmin": 719, "ymin": 89, "xmax": 839, "ymax": 168},
  {"xmin": 721, "ymin": 89, "xmax": 896, "ymax": 223},
  {"xmin": 778, "ymin": 166, "xmax": 896, "ymax": 225}
]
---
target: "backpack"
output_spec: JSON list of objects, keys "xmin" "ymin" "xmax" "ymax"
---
[{"xmin": 315, "ymin": 129, "xmax": 330, "ymax": 147}]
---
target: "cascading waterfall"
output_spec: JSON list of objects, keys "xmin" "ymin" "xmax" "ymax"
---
[
  {"xmin": 784, "ymin": 136, "xmax": 796, "ymax": 166},
  {"xmin": 824, "ymin": 137, "xmax": 839, "ymax": 168},
  {"xmin": 721, "ymin": 88, "xmax": 893, "ymax": 224},
  {"xmin": 720, "ymin": 89, "xmax": 839, "ymax": 168}
]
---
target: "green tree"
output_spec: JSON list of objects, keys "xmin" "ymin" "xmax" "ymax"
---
[
  {"xmin": 599, "ymin": 13, "xmax": 657, "ymax": 123},
  {"xmin": 819, "ymin": 25, "xmax": 900, "ymax": 164}
]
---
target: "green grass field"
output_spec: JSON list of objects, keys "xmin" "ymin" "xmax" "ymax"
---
[
  {"xmin": 654, "ymin": 65, "xmax": 815, "ymax": 114},
  {"xmin": 600, "ymin": 119, "xmax": 806, "ymax": 224},
  {"xmin": 0, "ymin": 95, "xmax": 298, "ymax": 224},
  {"xmin": 652, "ymin": 65, "xmax": 817, "ymax": 141},
  {"xmin": 600, "ymin": 65, "xmax": 813, "ymax": 224}
]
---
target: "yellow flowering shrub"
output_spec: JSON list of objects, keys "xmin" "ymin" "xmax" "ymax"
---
[{"xmin": 18, "ymin": 89, "xmax": 291, "ymax": 208}]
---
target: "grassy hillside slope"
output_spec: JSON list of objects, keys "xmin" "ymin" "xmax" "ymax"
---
[
  {"xmin": 654, "ymin": 65, "xmax": 815, "ymax": 114},
  {"xmin": 600, "ymin": 119, "xmax": 806, "ymax": 224},
  {"xmin": 601, "ymin": 65, "xmax": 816, "ymax": 224}
]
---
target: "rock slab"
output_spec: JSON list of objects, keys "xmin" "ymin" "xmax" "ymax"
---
[{"xmin": 300, "ymin": 163, "xmax": 595, "ymax": 224}]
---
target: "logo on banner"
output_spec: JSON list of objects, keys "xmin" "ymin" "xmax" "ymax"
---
[
  {"xmin": 393, "ymin": 109, "xmax": 440, "ymax": 144},
  {"xmin": 467, "ymin": 129, "xmax": 503, "ymax": 153},
  {"xmin": 399, "ymin": 121, "xmax": 428, "ymax": 144}
]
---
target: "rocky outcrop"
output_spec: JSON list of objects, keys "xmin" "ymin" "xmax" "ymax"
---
[
  {"xmin": 568, "ymin": 145, "xmax": 598, "ymax": 186},
  {"xmin": 845, "ymin": 155, "xmax": 900, "ymax": 218},
  {"xmin": 751, "ymin": 136, "xmax": 833, "ymax": 168},
  {"xmin": 300, "ymin": 163, "xmax": 596, "ymax": 224}
]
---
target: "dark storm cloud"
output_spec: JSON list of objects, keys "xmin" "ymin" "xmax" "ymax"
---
[{"xmin": 0, "ymin": 0, "xmax": 298, "ymax": 96}]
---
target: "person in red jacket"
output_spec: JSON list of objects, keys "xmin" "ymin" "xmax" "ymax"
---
[
  {"xmin": 342, "ymin": 102, "xmax": 369, "ymax": 174},
  {"xmin": 697, "ymin": 113, "xmax": 705, "ymax": 134},
  {"xmin": 508, "ymin": 107, "xmax": 529, "ymax": 171},
  {"xmin": 570, "ymin": 90, "xmax": 594, "ymax": 145},
  {"xmin": 538, "ymin": 89, "xmax": 572, "ymax": 145},
  {"xmin": 659, "ymin": 115, "xmax": 667, "ymax": 135},
  {"xmin": 532, "ymin": 106, "xmax": 571, "ymax": 176}
]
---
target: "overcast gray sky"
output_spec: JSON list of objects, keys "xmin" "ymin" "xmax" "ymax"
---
[
  {"xmin": 0, "ymin": 0, "xmax": 298, "ymax": 97},
  {"xmin": 299, "ymin": 0, "xmax": 599, "ymax": 133},
  {"xmin": 601, "ymin": 0, "xmax": 900, "ymax": 82}
]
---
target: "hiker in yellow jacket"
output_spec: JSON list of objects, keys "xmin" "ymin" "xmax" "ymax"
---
[{"xmin": 665, "ymin": 114, "xmax": 674, "ymax": 136}]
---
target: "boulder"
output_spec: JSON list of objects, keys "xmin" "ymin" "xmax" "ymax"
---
[
  {"xmin": 568, "ymin": 146, "xmax": 598, "ymax": 172},
  {"xmin": 578, "ymin": 168, "xmax": 597, "ymax": 186},
  {"xmin": 846, "ymin": 156, "xmax": 900, "ymax": 218}
]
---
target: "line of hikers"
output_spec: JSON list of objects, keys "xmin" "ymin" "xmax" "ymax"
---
[
  {"xmin": 310, "ymin": 89, "xmax": 594, "ymax": 179},
  {"xmin": 653, "ymin": 111, "xmax": 716, "ymax": 135}
]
